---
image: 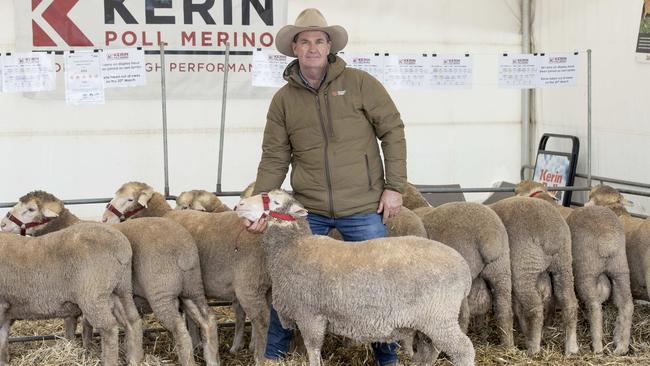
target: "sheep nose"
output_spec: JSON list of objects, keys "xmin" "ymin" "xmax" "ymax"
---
[
  {"xmin": 101, "ymin": 217, "xmax": 108, "ymax": 223},
  {"xmin": 233, "ymin": 205, "xmax": 237, "ymax": 211}
]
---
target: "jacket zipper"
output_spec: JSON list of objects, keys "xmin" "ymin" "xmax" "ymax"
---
[
  {"xmin": 324, "ymin": 93, "xmax": 334, "ymax": 137},
  {"xmin": 364, "ymin": 153, "xmax": 372, "ymax": 190},
  {"xmin": 315, "ymin": 94, "xmax": 335, "ymax": 216}
]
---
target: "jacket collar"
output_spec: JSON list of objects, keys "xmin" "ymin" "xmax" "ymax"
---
[{"xmin": 284, "ymin": 54, "xmax": 346, "ymax": 91}]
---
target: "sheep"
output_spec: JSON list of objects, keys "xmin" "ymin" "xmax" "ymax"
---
[
  {"xmin": 176, "ymin": 190, "xmax": 231, "ymax": 213},
  {"xmin": 235, "ymin": 189, "xmax": 475, "ymax": 366},
  {"xmin": 489, "ymin": 197, "xmax": 579, "ymax": 356},
  {"xmin": 401, "ymin": 183, "xmax": 514, "ymax": 347},
  {"xmin": 515, "ymin": 181, "xmax": 633, "ymax": 354},
  {"xmin": 101, "ymin": 181, "xmax": 271, "ymax": 365},
  {"xmin": 0, "ymin": 191, "xmax": 220, "ymax": 366},
  {"xmin": 0, "ymin": 223, "xmax": 141, "ymax": 366},
  {"xmin": 588, "ymin": 185, "xmax": 650, "ymax": 301}
]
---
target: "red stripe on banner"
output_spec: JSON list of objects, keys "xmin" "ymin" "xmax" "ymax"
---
[
  {"xmin": 32, "ymin": 0, "xmax": 43, "ymax": 11},
  {"xmin": 32, "ymin": 20, "xmax": 56, "ymax": 46},
  {"xmin": 42, "ymin": 0, "xmax": 93, "ymax": 46}
]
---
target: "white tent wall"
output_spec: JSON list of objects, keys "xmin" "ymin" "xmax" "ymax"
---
[
  {"xmin": 532, "ymin": 0, "xmax": 650, "ymax": 215},
  {"xmin": 0, "ymin": 0, "xmax": 523, "ymax": 219}
]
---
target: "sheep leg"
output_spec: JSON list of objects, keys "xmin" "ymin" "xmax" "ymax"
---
[
  {"xmin": 611, "ymin": 269, "xmax": 633, "ymax": 355},
  {"xmin": 575, "ymin": 274, "xmax": 604, "ymax": 353},
  {"xmin": 410, "ymin": 331, "xmax": 438, "ymax": 366},
  {"xmin": 81, "ymin": 317, "xmax": 94, "ymax": 349},
  {"xmin": 294, "ymin": 315, "xmax": 327, "ymax": 366},
  {"xmin": 482, "ymin": 256, "xmax": 514, "ymax": 347},
  {"xmin": 513, "ymin": 272, "xmax": 545, "ymax": 356},
  {"xmin": 182, "ymin": 298, "xmax": 221, "ymax": 366},
  {"xmin": 186, "ymin": 316, "xmax": 202, "ymax": 352},
  {"xmin": 150, "ymin": 298, "xmax": 196, "ymax": 366},
  {"xmin": 549, "ymin": 256, "xmax": 579, "ymax": 356},
  {"xmin": 230, "ymin": 299, "xmax": 247, "ymax": 353},
  {"xmin": 236, "ymin": 292, "xmax": 270, "ymax": 365},
  {"xmin": 64, "ymin": 316, "xmax": 78, "ymax": 341},
  {"xmin": 0, "ymin": 316, "xmax": 11, "ymax": 365},
  {"xmin": 112, "ymin": 294, "xmax": 144, "ymax": 365},
  {"xmin": 82, "ymin": 301, "xmax": 120, "ymax": 366},
  {"xmin": 423, "ymin": 320, "xmax": 475, "ymax": 366},
  {"xmin": 459, "ymin": 297, "xmax": 470, "ymax": 334}
]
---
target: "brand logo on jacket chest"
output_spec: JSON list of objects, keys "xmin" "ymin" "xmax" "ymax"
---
[{"xmin": 331, "ymin": 90, "xmax": 346, "ymax": 96}]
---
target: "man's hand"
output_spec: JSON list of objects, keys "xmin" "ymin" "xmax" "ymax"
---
[
  {"xmin": 242, "ymin": 217, "xmax": 268, "ymax": 234},
  {"xmin": 377, "ymin": 189, "xmax": 403, "ymax": 224}
]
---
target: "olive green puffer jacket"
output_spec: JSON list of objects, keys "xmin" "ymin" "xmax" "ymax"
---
[{"xmin": 254, "ymin": 55, "xmax": 406, "ymax": 218}]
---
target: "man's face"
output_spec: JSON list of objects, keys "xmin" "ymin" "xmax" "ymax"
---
[{"xmin": 291, "ymin": 30, "xmax": 331, "ymax": 70}]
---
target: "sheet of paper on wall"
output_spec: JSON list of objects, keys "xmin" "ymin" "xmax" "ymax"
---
[
  {"xmin": 252, "ymin": 49, "xmax": 289, "ymax": 88},
  {"xmin": 65, "ymin": 51, "xmax": 105, "ymax": 105},
  {"xmin": 498, "ymin": 54, "xmax": 538, "ymax": 89},
  {"xmin": 101, "ymin": 48, "xmax": 146, "ymax": 88},
  {"xmin": 0, "ymin": 54, "xmax": 3, "ymax": 93},
  {"xmin": 383, "ymin": 53, "xmax": 430, "ymax": 90},
  {"xmin": 429, "ymin": 54, "xmax": 473, "ymax": 89},
  {"xmin": 338, "ymin": 52, "xmax": 384, "ymax": 83},
  {"xmin": 1, "ymin": 52, "xmax": 56, "ymax": 93},
  {"xmin": 536, "ymin": 53, "xmax": 578, "ymax": 87}
]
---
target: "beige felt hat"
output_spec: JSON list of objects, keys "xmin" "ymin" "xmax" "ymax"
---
[{"xmin": 275, "ymin": 8, "xmax": 348, "ymax": 57}]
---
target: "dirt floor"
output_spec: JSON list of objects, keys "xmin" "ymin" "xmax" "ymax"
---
[{"xmin": 7, "ymin": 302, "xmax": 650, "ymax": 365}]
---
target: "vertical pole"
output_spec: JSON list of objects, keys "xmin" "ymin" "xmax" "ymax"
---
[
  {"xmin": 587, "ymin": 48, "xmax": 592, "ymax": 188},
  {"xmin": 216, "ymin": 42, "xmax": 231, "ymax": 194},
  {"xmin": 160, "ymin": 42, "xmax": 170, "ymax": 197},
  {"xmin": 521, "ymin": 0, "xmax": 532, "ymax": 172}
]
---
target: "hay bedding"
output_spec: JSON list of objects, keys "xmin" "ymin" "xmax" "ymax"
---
[{"xmin": 7, "ymin": 303, "xmax": 650, "ymax": 365}]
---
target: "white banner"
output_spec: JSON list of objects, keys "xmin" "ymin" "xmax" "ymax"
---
[
  {"xmin": 498, "ymin": 53, "xmax": 538, "ymax": 89},
  {"xmin": 429, "ymin": 54, "xmax": 473, "ymax": 89},
  {"xmin": 338, "ymin": 52, "xmax": 385, "ymax": 83},
  {"xmin": 1, "ymin": 52, "xmax": 56, "ymax": 93},
  {"xmin": 14, "ymin": 0, "xmax": 288, "ymax": 99},
  {"xmin": 65, "ymin": 51, "xmax": 104, "ymax": 105},
  {"xmin": 537, "ymin": 53, "xmax": 578, "ymax": 87},
  {"xmin": 101, "ymin": 48, "xmax": 146, "ymax": 88},
  {"xmin": 252, "ymin": 48, "xmax": 289, "ymax": 88}
]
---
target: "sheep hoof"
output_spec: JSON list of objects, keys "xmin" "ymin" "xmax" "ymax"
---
[{"xmin": 612, "ymin": 345, "xmax": 629, "ymax": 356}]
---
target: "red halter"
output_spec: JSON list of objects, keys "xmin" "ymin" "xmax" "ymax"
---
[
  {"xmin": 105, "ymin": 203, "xmax": 144, "ymax": 222},
  {"xmin": 529, "ymin": 190, "xmax": 545, "ymax": 198},
  {"xmin": 5, "ymin": 212, "xmax": 52, "ymax": 236},
  {"xmin": 260, "ymin": 193, "xmax": 295, "ymax": 221}
]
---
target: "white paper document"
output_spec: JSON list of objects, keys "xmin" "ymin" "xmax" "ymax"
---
[
  {"xmin": 252, "ymin": 49, "xmax": 290, "ymax": 88},
  {"xmin": 101, "ymin": 48, "xmax": 146, "ymax": 88},
  {"xmin": 1, "ymin": 52, "xmax": 56, "ymax": 93},
  {"xmin": 498, "ymin": 54, "xmax": 538, "ymax": 89},
  {"xmin": 383, "ymin": 54, "xmax": 430, "ymax": 90},
  {"xmin": 65, "ymin": 51, "xmax": 105, "ymax": 105},
  {"xmin": 0, "ymin": 54, "xmax": 3, "ymax": 93},
  {"xmin": 537, "ymin": 53, "xmax": 578, "ymax": 87},
  {"xmin": 338, "ymin": 52, "xmax": 384, "ymax": 83},
  {"xmin": 429, "ymin": 54, "xmax": 473, "ymax": 89}
]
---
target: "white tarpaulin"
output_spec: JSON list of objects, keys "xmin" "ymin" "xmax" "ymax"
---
[
  {"xmin": 14, "ymin": 0, "xmax": 288, "ymax": 99},
  {"xmin": 64, "ymin": 51, "xmax": 104, "ymax": 105}
]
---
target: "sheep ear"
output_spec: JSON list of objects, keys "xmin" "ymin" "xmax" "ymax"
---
[
  {"xmin": 137, "ymin": 188, "xmax": 154, "ymax": 208},
  {"xmin": 41, "ymin": 201, "xmax": 61, "ymax": 218},
  {"xmin": 289, "ymin": 203, "xmax": 308, "ymax": 217}
]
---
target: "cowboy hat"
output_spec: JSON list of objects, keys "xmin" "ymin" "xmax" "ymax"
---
[{"xmin": 275, "ymin": 8, "xmax": 348, "ymax": 57}]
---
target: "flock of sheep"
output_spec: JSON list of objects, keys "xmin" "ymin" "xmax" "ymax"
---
[{"xmin": 0, "ymin": 180, "xmax": 649, "ymax": 365}]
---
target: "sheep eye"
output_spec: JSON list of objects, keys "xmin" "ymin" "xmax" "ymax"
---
[
  {"xmin": 272, "ymin": 200, "xmax": 280, "ymax": 205},
  {"xmin": 127, "ymin": 198, "xmax": 134, "ymax": 202},
  {"xmin": 27, "ymin": 207, "xmax": 36, "ymax": 212}
]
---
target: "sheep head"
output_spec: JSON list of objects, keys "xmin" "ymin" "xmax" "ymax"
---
[
  {"xmin": 514, "ymin": 180, "xmax": 559, "ymax": 203},
  {"xmin": 402, "ymin": 183, "xmax": 431, "ymax": 210},
  {"xmin": 0, "ymin": 191, "xmax": 62, "ymax": 235},
  {"xmin": 235, "ymin": 189, "xmax": 307, "ymax": 225},
  {"xmin": 102, "ymin": 181, "xmax": 153, "ymax": 224},
  {"xmin": 586, "ymin": 185, "xmax": 632, "ymax": 208},
  {"xmin": 175, "ymin": 190, "xmax": 228, "ymax": 212}
]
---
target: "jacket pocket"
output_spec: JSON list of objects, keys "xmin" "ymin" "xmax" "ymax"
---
[{"xmin": 364, "ymin": 153, "xmax": 372, "ymax": 190}]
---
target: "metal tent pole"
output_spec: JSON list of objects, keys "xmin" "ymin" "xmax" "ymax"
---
[
  {"xmin": 587, "ymin": 48, "xmax": 592, "ymax": 188},
  {"xmin": 216, "ymin": 42, "xmax": 231, "ymax": 194},
  {"xmin": 159, "ymin": 42, "xmax": 170, "ymax": 197},
  {"xmin": 522, "ymin": 0, "xmax": 532, "ymax": 170}
]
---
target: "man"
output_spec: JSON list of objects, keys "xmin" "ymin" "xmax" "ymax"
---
[{"xmin": 245, "ymin": 8, "xmax": 407, "ymax": 366}]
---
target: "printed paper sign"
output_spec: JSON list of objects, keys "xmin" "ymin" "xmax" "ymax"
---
[
  {"xmin": 65, "ymin": 51, "xmax": 105, "ymax": 105},
  {"xmin": 636, "ymin": 1, "xmax": 650, "ymax": 63},
  {"xmin": 1, "ymin": 52, "xmax": 56, "ymax": 93},
  {"xmin": 251, "ymin": 48, "xmax": 289, "ymax": 88},
  {"xmin": 498, "ymin": 54, "xmax": 538, "ymax": 89},
  {"xmin": 429, "ymin": 54, "xmax": 473, "ymax": 89},
  {"xmin": 537, "ymin": 53, "xmax": 578, "ymax": 87},
  {"xmin": 383, "ymin": 54, "xmax": 430, "ymax": 90},
  {"xmin": 338, "ymin": 52, "xmax": 384, "ymax": 83},
  {"xmin": 0, "ymin": 54, "xmax": 3, "ymax": 93},
  {"xmin": 101, "ymin": 48, "xmax": 146, "ymax": 88},
  {"xmin": 533, "ymin": 153, "xmax": 571, "ymax": 202}
]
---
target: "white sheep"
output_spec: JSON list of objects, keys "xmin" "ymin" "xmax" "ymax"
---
[
  {"xmin": 0, "ymin": 223, "xmax": 142, "ymax": 366},
  {"xmin": 235, "ymin": 189, "xmax": 475, "ymax": 366},
  {"xmin": 1, "ymin": 191, "xmax": 220, "ymax": 366}
]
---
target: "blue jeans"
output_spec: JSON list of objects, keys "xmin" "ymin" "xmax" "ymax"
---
[{"xmin": 265, "ymin": 212, "xmax": 399, "ymax": 365}]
